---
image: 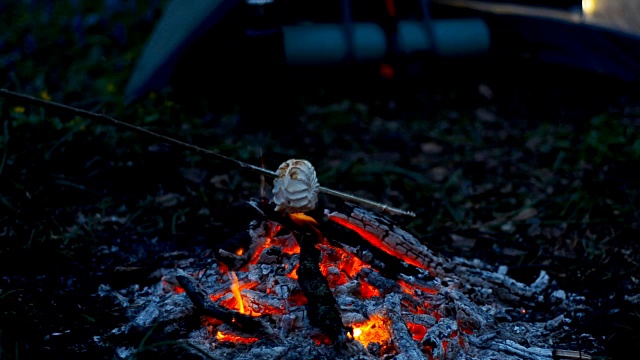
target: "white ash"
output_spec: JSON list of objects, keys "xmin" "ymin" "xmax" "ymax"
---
[{"xmin": 98, "ymin": 217, "xmax": 599, "ymax": 360}]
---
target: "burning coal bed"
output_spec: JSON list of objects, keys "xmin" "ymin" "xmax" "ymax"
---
[{"xmin": 99, "ymin": 200, "xmax": 598, "ymax": 360}]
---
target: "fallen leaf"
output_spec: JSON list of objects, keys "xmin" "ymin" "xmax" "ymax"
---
[
  {"xmin": 502, "ymin": 247, "xmax": 527, "ymax": 257},
  {"xmin": 210, "ymin": 174, "xmax": 231, "ymax": 189},
  {"xmin": 450, "ymin": 234, "xmax": 476, "ymax": 250},
  {"xmin": 155, "ymin": 193, "xmax": 183, "ymax": 207},
  {"xmin": 420, "ymin": 142, "xmax": 443, "ymax": 155},
  {"xmin": 429, "ymin": 166, "xmax": 449, "ymax": 182},
  {"xmin": 512, "ymin": 207, "xmax": 538, "ymax": 222}
]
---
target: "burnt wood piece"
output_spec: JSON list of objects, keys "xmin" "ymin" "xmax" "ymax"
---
[
  {"xmin": 322, "ymin": 211, "xmax": 440, "ymax": 283},
  {"xmin": 247, "ymin": 199, "xmax": 354, "ymax": 346},
  {"xmin": 296, "ymin": 224, "xmax": 351, "ymax": 344},
  {"xmin": 325, "ymin": 203, "xmax": 553, "ymax": 307},
  {"xmin": 421, "ymin": 317, "xmax": 457, "ymax": 360},
  {"xmin": 251, "ymin": 197, "xmax": 440, "ymax": 288},
  {"xmin": 212, "ymin": 229, "xmax": 254, "ymax": 270},
  {"xmin": 324, "ymin": 204, "xmax": 452, "ymax": 275},
  {"xmin": 384, "ymin": 293, "xmax": 429, "ymax": 360},
  {"xmin": 175, "ymin": 270, "xmax": 274, "ymax": 336}
]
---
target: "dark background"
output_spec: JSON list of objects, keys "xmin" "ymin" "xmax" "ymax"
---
[{"xmin": 1, "ymin": 1, "xmax": 639, "ymax": 359}]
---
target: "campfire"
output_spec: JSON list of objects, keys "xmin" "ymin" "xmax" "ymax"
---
[
  {"xmin": 98, "ymin": 160, "xmax": 597, "ymax": 359},
  {"xmin": 99, "ymin": 201, "xmax": 595, "ymax": 359}
]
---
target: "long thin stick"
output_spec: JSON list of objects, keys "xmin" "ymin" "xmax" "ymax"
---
[
  {"xmin": 0, "ymin": 89, "xmax": 274, "ymax": 177},
  {"xmin": 0, "ymin": 88, "xmax": 415, "ymax": 217}
]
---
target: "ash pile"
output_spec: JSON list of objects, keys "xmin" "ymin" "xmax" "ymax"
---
[{"xmin": 97, "ymin": 201, "xmax": 599, "ymax": 360}]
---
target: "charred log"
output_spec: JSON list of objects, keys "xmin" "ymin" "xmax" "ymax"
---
[
  {"xmin": 384, "ymin": 294, "xmax": 428, "ymax": 360},
  {"xmin": 295, "ymin": 224, "xmax": 350, "ymax": 344},
  {"xmin": 325, "ymin": 203, "xmax": 560, "ymax": 308}
]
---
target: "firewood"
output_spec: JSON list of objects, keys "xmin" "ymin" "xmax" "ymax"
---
[
  {"xmin": 384, "ymin": 293, "xmax": 429, "ymax": 360},
  {"xmin": 295, "ymin": 224, "xmax": 351, "ymax": 344},
  {"xmin": 101, "ymin": 201, "xmax": 598, "ymax": 359}
]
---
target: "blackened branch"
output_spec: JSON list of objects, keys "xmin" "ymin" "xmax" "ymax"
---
[{"xmin": 297, "ymin": 226, "xmax": 351, "ymax": 344}]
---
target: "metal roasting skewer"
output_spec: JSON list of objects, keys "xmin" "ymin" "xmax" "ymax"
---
[{"xmin": 0, "ymin": 88, "xmax": 416, "ymax": 217}]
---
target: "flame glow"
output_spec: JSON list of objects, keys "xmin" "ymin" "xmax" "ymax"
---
[
  {"xmin": 351, "ymin": 315, "xmax": 391, "ymax": 347},
  {"xmin": 228, "ymin": 271, "xmax": 245, "ymax": 314},
  {"xmin": 289, "ymin": 212, "xmax": 318, "ymax": 226},
  {"xmin": 198, "ymin": 218, "xmax": 476, "ymax": 351},
  {"xmin": 318, "ymin": 243, "xmax": 369, "ymax": 288}
]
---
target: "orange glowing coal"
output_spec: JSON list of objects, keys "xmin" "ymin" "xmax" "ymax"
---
[
  {"xmin": 247, "ymin": 238, "xmax": 272, "ymax": 266},
  {"xmin": 397, "ymin": 280, "xmax": 438, "ymax": 301},
  {"xmin": 328, "ymin": 215, "xmax": 428, "ymax": 271},
  {"xmin": 286, "ymin": 264, "xmax": 299, "ymax": 280},
  {"xmin": 201, "ymin": 216, "xmax": 455, "ymax": 350},
  {"xmin": 319, "ymin": 244, "xmax": 369, "ymax": 287},
  {"xmin": 216, "ymin": 331, "xmax": 259, "ymax": 344},
  {"xmin": 161, "ymin": 276, "xmax": 185, "ymax": 293},
  {"xmin": 311, "ymin": 333, "xmax": 332, "ymax": 346},
  {"xmin": 359, "ymin": 279, "xmax": 381, "ymax": 299},
  {"xmin": 210, "ymin": 277, "xmax": 260, "ymax": 315},
  {"xmin": 270, "ymin": 235, "xmax": 300, "ymax": 255},
  {"xmin": 351, "ymin": 315, "xmax": 391, "ymax": 347},
  {"xmin": 407, "ymin": 322, "xmax": 427, "ymax": 341}
]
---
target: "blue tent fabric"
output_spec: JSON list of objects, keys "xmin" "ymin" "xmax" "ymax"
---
[
  {"xmin": 125, "ymin": 0, "xmax": 240, "ymax": 103},
  {"xmin": 125, "ymin": 0, "xmax": 640, "ymax": 104}
]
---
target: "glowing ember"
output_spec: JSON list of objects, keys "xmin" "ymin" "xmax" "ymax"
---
[
  {"xmin": 209, "ymin": 291, "xmax": 226, "ymax": 303},
  {"xmin": 287, "ymin": 290, "xmax": 308, "ymax": 306},
  {"xmin": 351, "ymin": 315, "xmax": 391, "ymax": 347},
  {"xmin": 286, "ymin": 264, "xmax": 299, "ymax": 280},
  {"xmin": 311, "ymin": 334, "xmax": 332, "ymax": 346},
  {"xmin": 328, "ymin": 215, "xmax": 429, "ymax": 271},
  {"xmin": 248, "ymin": 238, "xmax": 272, "ymax": 266},
  {"xmin": 318, "ymin": 244, "xmax": 369, "ymax": 287},
  {"xmin": 359, "ymin": 279, "xmax": 381, "ymax": 299},
  {"xmin": 216, "ymin": 331, "xmax": 259, "ymax": 344},
  {"xmin": 407, "ymin": 322, "xmax": 427, "ymax": 341},
  {"xmin": 161, "ymin": 276, "xmax": 185, "ymax": 293},
  {"xmin": 458, "ymin": 321, "xmax": 474, "ymax": 335},
  {"xmin": 270, "ymin": 235, "xmax": 300, "ymax": 255}
]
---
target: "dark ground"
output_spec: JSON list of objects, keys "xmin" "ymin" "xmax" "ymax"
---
[{"xmin": 1, "ymin": 1, "xmax": 640, "ymax": 359}]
